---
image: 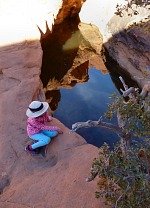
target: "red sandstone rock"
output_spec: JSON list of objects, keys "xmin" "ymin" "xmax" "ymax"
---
[{"xmin": 0, "ymin": 1, "xmax": 107, "ymax": 207}]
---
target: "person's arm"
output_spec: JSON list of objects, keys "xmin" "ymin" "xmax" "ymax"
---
[
  {"xmin": 30, "ymin": 118, "xmax": 59, "ymax": 131},
  {"xmin": 45, "ymin": 111, "xmax": 52, "ymax": 122}
]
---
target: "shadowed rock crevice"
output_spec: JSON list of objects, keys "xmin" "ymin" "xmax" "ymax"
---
[
  {"xmin": 103, "ymin": 47, "xmax": 140, "ymax": 93},
  {"xmin": 0, "ymin": 174, "xmax": 10, "ymax": 195}
]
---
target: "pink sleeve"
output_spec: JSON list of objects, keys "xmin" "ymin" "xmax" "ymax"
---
[
  {"xmin": 45, "ymin": 112, "xmax": 52, "ymax": 122},
  {"xmin": 30, "ymin": 118, "xmax": 59, "ymax": 131},
  {"xmin": 42, "ymin": 125, "xmax": 59, "ymax": 131}
]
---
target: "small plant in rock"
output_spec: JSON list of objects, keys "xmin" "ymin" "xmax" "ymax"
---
[
  {"xmin": 115, "ymin": 0, "xmax": 149, "ymax": 17},
  {"xmin": 105, "ymin": 91, "xmax": 150, "ymax": 138}
]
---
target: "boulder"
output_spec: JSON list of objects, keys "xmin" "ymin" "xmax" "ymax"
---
[
  {"xmin": 80, "ymin": 0, "xmax": 150, "ymax": 87},
  {"xmin": 105, "ymin": 19, "xmax": 150, "ymax": 88}
]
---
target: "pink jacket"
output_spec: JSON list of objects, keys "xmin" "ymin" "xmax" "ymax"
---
[{"xmin": 27, "ymin": 112, "xmax": 59, "ymax": 136}]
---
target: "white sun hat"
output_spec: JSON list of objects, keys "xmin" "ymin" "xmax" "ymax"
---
[{"xmin": 26, "ymin": 101, "xmax": 49, "ymax": 118}]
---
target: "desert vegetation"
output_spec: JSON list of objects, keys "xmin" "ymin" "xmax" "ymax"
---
[{"xmin": 71, "ymin": 77, "xmax": 150, "ymax": 207}]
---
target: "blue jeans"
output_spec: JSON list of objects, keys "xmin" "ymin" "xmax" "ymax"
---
[{"xmin": 29, "ymin": 130, "xmax": 58, "ymax": 149}]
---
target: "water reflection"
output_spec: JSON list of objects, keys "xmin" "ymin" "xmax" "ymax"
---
[
  {"xmin": 40, "ymin": 17, "xmax": 106, "ymax": 112},
  {"xmin": 54, "ymin": 68, "xmax": 120, "ymax": 147},
  {"xmin": 44, "ymin": 60, "xmax": 89, "ymax": 111},
  {"xmin": 41, "ymin": 17, "xmax": 81, "ymax": 88},
  {"xmin": 40, "ymin": 18, "xmax": 135, "ymax": 147}
]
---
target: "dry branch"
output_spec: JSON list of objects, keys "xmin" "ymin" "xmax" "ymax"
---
[
  {"xmin": 71, "ymin": 76, "xmax": 149, "ymax": 144},
  {"xmin": 71, "ymin": 117, "xmax": 129, "ymax": 141},
  {"xmin": 119, "ymin": 76, "xmax": 138, "ymax": 100}
]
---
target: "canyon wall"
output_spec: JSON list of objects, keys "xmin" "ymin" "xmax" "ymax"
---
[{"xmin": 0, "ymin": 0, "xmax": 149, "ymax": 207}]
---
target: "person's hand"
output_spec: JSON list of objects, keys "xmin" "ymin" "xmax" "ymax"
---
[
  {"xmin": 48, "ymin": 115, "xmax": 52, "ymax": 121},
  {"xmin": 57, "ymin": 128, "xmax": 63, "ymax": 134}
]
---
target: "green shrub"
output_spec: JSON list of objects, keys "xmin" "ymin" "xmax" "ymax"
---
[
  {"xmin": 87, "ymin": 93, "xmax": 150, "ymax": 207},
  {"xmin": 89, "ymin": 141, "xmax": 150, "ymax": 208}
]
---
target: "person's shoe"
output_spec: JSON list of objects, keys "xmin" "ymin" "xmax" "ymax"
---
[{"xmin": 25, "ymin": 145, "xmax": 38, "ymax": 155}]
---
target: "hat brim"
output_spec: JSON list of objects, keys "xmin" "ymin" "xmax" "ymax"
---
[{"xmin": 26, "ymin": 102, "xmax": 49, "ymax": 118}]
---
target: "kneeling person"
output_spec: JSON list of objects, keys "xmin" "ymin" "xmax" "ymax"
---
[{"xmin": 25, "ymin": 101, "xmax": 63, "ymax": 155}]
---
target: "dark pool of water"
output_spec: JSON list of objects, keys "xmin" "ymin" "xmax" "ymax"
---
[
  {"xmin": 54, "ymin": 68, "xmax": 120, "ymax": 147},
  {"xmin": 40, "ymin": 18, "xmax": 139, "ymax": 148}
]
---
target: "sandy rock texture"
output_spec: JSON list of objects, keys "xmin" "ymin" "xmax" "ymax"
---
[
  {"xmin": 0, "ymin": 0, "xmax": 106, "ymax": 207},
  {"xmin": 0, "ymin": 119, "xmax": 104, "ymax": 208}
]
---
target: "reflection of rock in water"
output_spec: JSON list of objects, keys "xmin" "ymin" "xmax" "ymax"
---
[
  {"xmin": 45, "ymin": 90, "xmax": 61, "ymax": 112},
  {"xmin": 44, "ymin": 61, "xmax": 89, "ymax": 112},
  {"xmin": 40, "ymin": 17, "xmax": 106, "ymax": 111},
  {"xmin": 40, "ymin": 17, "xmax": 80, "ymax": 88}
]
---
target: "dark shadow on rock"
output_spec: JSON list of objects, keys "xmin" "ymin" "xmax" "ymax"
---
[
  {"xmin": 0, "ymin": 174, "xmax": 10, "ymax": 194},
  {"xmin": 45, "ymin": 90, "xmax": 61, "ymax": 111},
  {"xmin": 103, "ymin": 19, "xmax": 150, "ymax": 90},
  {"xmin": 104, "ymin": 48, "xmax": 140, "ymax": 94}
]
